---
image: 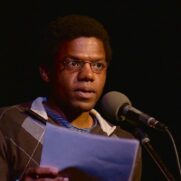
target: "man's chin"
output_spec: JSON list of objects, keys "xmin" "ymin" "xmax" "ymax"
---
[{"xmin": 71, "ymin": 102, "xmax": 95, "ymax": 112}]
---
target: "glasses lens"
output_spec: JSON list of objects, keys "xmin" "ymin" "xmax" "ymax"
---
[
  {"xmin": 91, "ymin": 62, "xmax": 106, "ymax": 73},
  {"xmin": 64, "ymin": 59, "xmax": 81, "ymax": 71}
]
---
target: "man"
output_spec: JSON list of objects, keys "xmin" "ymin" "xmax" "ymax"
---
[{"xmin": 0, "ymin": 14, "xmax": 141, "ymax": 180}]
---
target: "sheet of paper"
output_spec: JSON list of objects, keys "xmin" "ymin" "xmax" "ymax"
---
[{"xmin": 40, "ymin": 123, "xmax": 139, "ymax": 181}]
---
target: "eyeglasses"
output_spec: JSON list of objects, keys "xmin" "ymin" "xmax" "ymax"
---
[{"xmin": 61, "ymin": 58, "xmax": 107, "ymax": 73}]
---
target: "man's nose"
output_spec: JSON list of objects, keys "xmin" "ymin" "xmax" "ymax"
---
[{"xmin": 77, "ymin": 63, "xmax": 95, "ymax": 81}]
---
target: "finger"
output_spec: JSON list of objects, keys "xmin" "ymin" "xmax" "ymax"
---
[
  {"xmin": 54, "ymin": 177, "xmax": 69, "ymax": 181},
  {"xmin": 36, "ymin": 177, "xmax": 69, "ymax": 181},
  {"xmin": 25, "ymin": 166, "xmax": 59, "ymax": 179}
]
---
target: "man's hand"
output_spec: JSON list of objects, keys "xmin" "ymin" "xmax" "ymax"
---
[
  {"xmin": 59, "ymin": 167, "xmax": 100, "ymax": 181},
  {"xmin": 21, "ymin": 166, "xmax": 69, "ymax": 181}
]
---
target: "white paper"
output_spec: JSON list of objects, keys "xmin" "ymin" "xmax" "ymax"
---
[{"xmin": 40, "ymin": 123, "xmax": 139, "ymax": 181}]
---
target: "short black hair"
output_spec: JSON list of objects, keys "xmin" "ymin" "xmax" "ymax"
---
[{"xmin": 41, "ymin": 14, "xmax": 112, "ymax": 65}]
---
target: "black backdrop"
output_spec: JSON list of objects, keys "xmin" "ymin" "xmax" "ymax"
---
[{"xmin": 1, "ymin": 1, "xmax": 181, "ymax": 180}]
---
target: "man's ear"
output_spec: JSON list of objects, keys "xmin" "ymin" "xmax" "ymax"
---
[{"xmin": 39, "ymin": 64, "xmax": 50, "ymax": 83}]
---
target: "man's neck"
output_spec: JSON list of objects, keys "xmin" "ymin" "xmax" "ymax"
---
[
  {"xmin": 44, "ymin": 99, "xmax": 94, "ymax": 129},
  {"xmin": 71, "ymin": 112, "xmax": 94, "ymax": 129}
]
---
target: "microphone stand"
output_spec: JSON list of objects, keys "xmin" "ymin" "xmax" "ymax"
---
[{"xmin": 134, "ymin": 128, "xmax": 176, "ymax": 181}]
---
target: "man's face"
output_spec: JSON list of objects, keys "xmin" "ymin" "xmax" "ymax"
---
[{"xmin": 46, "ymin": 37, "xmax": 107, "ymax": 113}]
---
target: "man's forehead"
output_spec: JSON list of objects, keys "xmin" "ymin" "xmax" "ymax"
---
[{"xmin": 56, "ymin": 37, "xmax": 106, "ymax": 60}]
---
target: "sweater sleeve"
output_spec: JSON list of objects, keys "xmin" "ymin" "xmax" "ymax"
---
[
  {"xmin": 0, "ymin": 130, "xmax": 9, "ymax": 181},
  {"xmin": 112, "ymin": 126, "xmax": 142, "ymax": 181}
]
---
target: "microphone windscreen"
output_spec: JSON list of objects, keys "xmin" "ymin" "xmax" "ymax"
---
[{"xmin": 100, "ymin": 91, "xmax": 132, "ymax": 120}]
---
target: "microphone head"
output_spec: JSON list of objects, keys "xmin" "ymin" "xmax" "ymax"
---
[{"xmin": 100, "ymin": 91, "xmax": 132, "ymax": 121}]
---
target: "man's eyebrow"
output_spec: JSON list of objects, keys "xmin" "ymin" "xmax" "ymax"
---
[
  {"xmin": 65, "ymin": 56, "xmax": 106, "ymax": 62},
  {"xmin": 64, "ymin": 56, "xmax": 80, "ymax": 61}
]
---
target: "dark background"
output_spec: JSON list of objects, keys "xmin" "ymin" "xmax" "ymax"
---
[{"xmin": 1, "ymin": 1, "xmax": 180, "ymax": 180}]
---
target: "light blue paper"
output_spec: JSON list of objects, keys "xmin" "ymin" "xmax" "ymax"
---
[{"xmin": 40, "ymin": 123, "xmax": 139, "ymax": 181}]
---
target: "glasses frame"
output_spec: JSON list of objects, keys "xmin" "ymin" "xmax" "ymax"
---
[{"xmin": 61, "ymin": 58, "xmax": 108, "ymax": 74}]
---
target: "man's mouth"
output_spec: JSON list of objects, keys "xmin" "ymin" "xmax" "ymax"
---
[{"xmin": 74, "ymin": 88, "xmax": 96, "ymax": 99}]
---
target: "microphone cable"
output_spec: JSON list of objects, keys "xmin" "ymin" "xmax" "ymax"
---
[{"xmin": 164, "ymin": 127, "xmax": 181, "ymax": 180}]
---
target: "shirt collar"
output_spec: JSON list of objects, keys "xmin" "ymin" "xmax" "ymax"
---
[{"xmin": 30, "ymin": 97, "xmax": 116, "ymax": 136}]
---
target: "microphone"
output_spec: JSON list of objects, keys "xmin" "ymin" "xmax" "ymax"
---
[{"xmin": 100, "ymin": 91, "xmax": 167, "ymax": 131}]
